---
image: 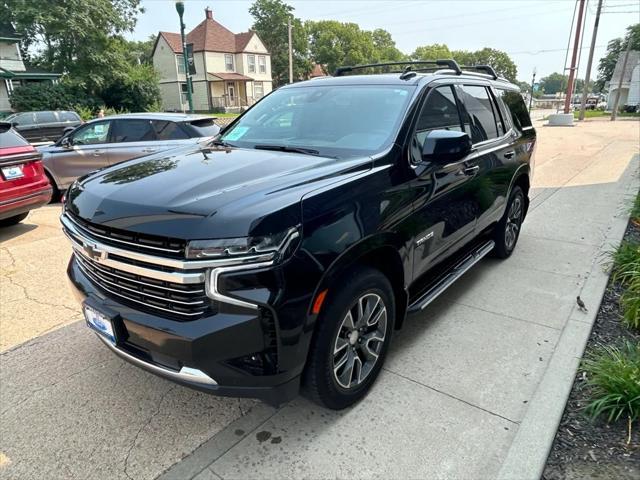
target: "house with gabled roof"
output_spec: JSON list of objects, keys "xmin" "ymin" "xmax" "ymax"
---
[
  {"xmin": 0, "ymin": 21, "xmax": 61, "ymax": 114},
  {"xmin": 152, "ymin": 7, "xmax": 273, "ymax": 112}
]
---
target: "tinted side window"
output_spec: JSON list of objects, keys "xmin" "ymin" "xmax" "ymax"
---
[
  {"xmin": 411, "ymin": 85, "xmax": 462, "ymax": 161},
  {"xmin": 457, "ymin": 85, "xmax": 499, "ymax": 143},
  {"xmin": 152, "ymin": 121, "xmax": 189, "ymax": 140},
  {"xmin": 0, "ymin": 129, "xmax": 29, "ymax": 148},
  {"xmin": 498, "ymin": 90, "xmax": 532, "ymax": 132},
  {"xmin": 36, "ymin": 111, "xmax": 57, "ymax": 123},
  {"xmin": 60, "ymin": 112, "xmax": 81, "ymax": 122},
  {"xmin": 111, "ymin": 119, "xmax": 156, "ymax": 143},
  {"xmin": 72, "ymin": 121, "xmax": 112, "ymax": 145},
  {"xmin": 12, "ymin": 113, "xmax": 35, "ymax": 126}
]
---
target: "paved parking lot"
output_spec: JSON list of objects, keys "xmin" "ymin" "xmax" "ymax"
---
[{"xmin": 1, "ymin": 119, "xmax": 638, "ymax": 479}]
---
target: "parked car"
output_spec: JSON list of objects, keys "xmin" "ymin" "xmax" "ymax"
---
[
  {"xmin": 4, "ymin": 110, "xmax": 82, "ymax": 143},
  {"xmin": 0, "ymin": 123, "xmax": 52, "ymax": 226},
  {"xmin": 62, "ymin": 61, "xmax": 536, "ymax": 409},
  {"xmin": 39, "ymin": 113, "xmax": 220, "ymax": 199}
]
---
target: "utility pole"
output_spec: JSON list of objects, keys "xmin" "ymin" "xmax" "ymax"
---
[
  {"xmin": 287, "ymin": 17, "xmax": 293, "ymax": 84},
  {"xmin": 529, "ymin": 68, "xmax": 536, "ymax": 112},
  {"xmin": 175, "ymin": 1, "xmax": 193, "ymax": 113},
  {"xmin": 578, "ymin": 0, "xmax": 603, "ymax": 121},
  {"xmin": 563, "ymin": 0, "xmax": 586, "ymax": 114},
  {"xmin": 611, "ymin": 38, "xmax": 632, "ymax": 121}
]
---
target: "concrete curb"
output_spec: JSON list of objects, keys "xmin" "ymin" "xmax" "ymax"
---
[
  {"xmin": 157, "ymin": 402, "xmax": 278, "ymax": 480},
  {"xmin": 497, "ymin": 155, "xmax": 639, "ymax": 480}
]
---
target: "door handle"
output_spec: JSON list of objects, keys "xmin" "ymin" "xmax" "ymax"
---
[
  {"xmin": 92, "ymin": 150, "xmax": 104, "ymax": 156},
  {"xmin": 142, "ymin": 148, "xmax": 157, "ymax": 153},
  {"xmin": 504, "ymin": 150, "xmax": 516, "ymax": 159},
  {"xmin": 464, "ymin": 165, "xmax": 480, "ymax": 176}
]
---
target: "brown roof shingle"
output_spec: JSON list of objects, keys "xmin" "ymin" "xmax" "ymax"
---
[{"xmin": 158, "ymin": 19, "xmax": 265, "ymax": 54}]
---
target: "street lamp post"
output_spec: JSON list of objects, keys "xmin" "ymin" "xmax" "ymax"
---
[{"xmin": 175, "ymin": 1, "xmax": 194, "ymax": 113}]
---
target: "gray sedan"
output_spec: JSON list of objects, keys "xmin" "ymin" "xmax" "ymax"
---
[{"xmin": 38, "ymin": 113, "xmax": 220, "ymax": 198}]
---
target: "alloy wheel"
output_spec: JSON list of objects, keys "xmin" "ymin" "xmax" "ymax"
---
[
  {"xmin": 505, "ymin": 195, "xmax": 523, "ymax": 250},
  {"xmin": 332, "ymin": 293, "xmax": 387, "ymax": 389}
]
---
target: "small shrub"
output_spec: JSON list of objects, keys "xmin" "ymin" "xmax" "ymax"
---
[
  {"xmin": 631, "ymin": 195, "xmax": 640, "ymax": 224},
  {"xmin": 609, "ymin": 241, "xmax": 640, "ymax": 287},
  {"xmin": 583, "ymin": 341, "xmax": 640, "ymax": 426},
  {"xmin": 621, "ymin": 289, "xmax": 640, "ymax": 329}
]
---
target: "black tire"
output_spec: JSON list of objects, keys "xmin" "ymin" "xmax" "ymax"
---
[
  {"xmin": 44, "ymin": 171, "xmax": 60, "ymax": 203},
  {"xmin": 0, "ymin": 212, "xmax": 29, "ymax": 227},
  {"xmin": 303, "ymin": 266, "xmax": 395, "ymax": 410},
  {"xmin": 492, "ymin": 185, "xmax": 525, "ymax": 259}
]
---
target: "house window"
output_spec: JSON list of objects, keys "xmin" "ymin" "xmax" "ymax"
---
[
  {"xmin": 254, "ymin": 81, "xmax": 264, "ymax": 99},
  {"xmin": 225, "ymin": 54, "xmax": 234, "ymax": 72},
  {"xmin": 176, "ymin": 54, "xmax": 185, "ymax": 74},
  {"xmin": 248, "ymin": 55, "xmax": 256, "ymax": 73},
  {"xmin": 258, "ymin": 56, "xmax": 266, "ymax": 74}
]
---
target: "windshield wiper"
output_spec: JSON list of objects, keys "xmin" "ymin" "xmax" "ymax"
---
[
  {"xmin": 254, "ymin": 144, "xmax": 320, "ymax": 156},
  {"xmin": 211, "ymin": 139, "xmax": 235, "ymax": 148}
]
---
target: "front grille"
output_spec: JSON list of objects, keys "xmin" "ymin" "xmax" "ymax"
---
[
  {"xmin": 74, "ymin": 252, "xmax": 210, "ymax": 319},
  {"xmin": 67, "ymin": 212, "xmax": 186, "ymax": 259}
]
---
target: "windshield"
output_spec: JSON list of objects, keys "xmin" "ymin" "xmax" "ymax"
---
[{"xmin": 220, "ymin": 84, "xmax": 414, "ymax": 158}]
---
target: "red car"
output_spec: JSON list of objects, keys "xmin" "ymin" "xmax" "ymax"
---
[{"xmin": 0, "ymin": 122, "xmax": 52, "ymax": 226}]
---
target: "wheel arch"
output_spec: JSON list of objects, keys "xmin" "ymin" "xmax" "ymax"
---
[
  {"xmin": 308, "ymin": 233, "xmax": 409, "ymax": 331},
  {"xmin": 509, "ymin": 165, "xmax": 531, "ymax": 217}
]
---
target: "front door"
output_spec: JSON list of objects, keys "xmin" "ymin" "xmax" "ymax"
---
[
  {"xmin": 49, "ymin": 119, "xmax": 113, "ymax": 189},
  {"xmin": 407, "ymin": 84, "xmax": 479, "ymax": 281},
  {"xmin": 227, "ymin": 82, "xmax": 235, "ymax": 106}
]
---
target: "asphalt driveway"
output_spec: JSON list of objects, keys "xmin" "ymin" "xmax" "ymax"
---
[{"xmin": 1, "ymin": 118, "xmax": 638, "ymax": 480}]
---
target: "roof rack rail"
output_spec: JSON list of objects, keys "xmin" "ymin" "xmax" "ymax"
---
[
  {"xmin": 460, "ymin": 65, "xmax": 499, "ymax": 80},
  {"xmin": 334, "ymin": 59, "xmax": 462, "ymax": 77}
]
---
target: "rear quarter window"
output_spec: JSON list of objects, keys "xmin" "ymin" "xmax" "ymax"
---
[
  {"xmin": 60, "ymin": 111, "xmax": 81, "ymax": 122},
  {"xmin": 0, "ymin": 128, "xmax": 30, "ymax": 148},
  {"xmin": 498, "ymin": 90, "xmax": 532, "ymax": 132},
  {"xmin": 186, "ymin": 118, "xmax": 220, "ymax": 137}
]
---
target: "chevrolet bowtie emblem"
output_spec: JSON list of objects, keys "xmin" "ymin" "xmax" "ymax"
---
[{"xmin": 83, "ymin": 240, "xmax": 107, "ymax": 261}]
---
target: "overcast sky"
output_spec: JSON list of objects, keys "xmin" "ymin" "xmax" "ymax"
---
[{"xmin": 130, "ymin": 0, "xmax": 639, "ymax": 82}]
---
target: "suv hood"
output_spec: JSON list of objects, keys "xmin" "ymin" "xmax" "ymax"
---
[{"xmin": 67, "ymin": 144, "xmax": 372, "ymax": 239}]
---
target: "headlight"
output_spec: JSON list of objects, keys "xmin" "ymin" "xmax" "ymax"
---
[{"xmin": 185, "ymin": 227, "xmax": 299, "ymax": 260}]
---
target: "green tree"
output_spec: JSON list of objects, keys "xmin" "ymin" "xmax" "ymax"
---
[
  {"xmin": 249, "ymin": 0, "xmax": 311, "ymax": 86},
  {"xmin": 538, "ymin": 72, "xmax": 566, "ymax": 95},
  {"xmin": 596, "ymin": 23, "xmax": 640, "ymax": 92},
  {"xmin": 1, "ymin": 0, "xmax": 144, "ymax": 92},
  {"xmin": 410, "ymin": 44, "xmax": 452, "ymax": 61},
  {"xmin": 451, "ymin": 48, "xmax": 517, "ymax": 82},
  {"xmin": 370, "ymin": 28, "xmax": 406, "ymax": 62}
]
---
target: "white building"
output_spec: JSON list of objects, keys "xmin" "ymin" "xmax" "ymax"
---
[
  {"xmin": 152, "ymin": 8, "xmax": 273, "ymax": 112},
  {"xmin": 0, "ymin": 22, "xmax": 61, "ymax": 114},
  {"xmin": 607, "ymin": 50, "xmax": 640, "ymax": 110}
]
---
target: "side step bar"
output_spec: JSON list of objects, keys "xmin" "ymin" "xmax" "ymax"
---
[{"xmin": 408, "ymin": 240, "xmax": 495, "ymax": 313}]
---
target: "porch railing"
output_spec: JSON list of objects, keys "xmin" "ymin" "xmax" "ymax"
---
[{"xmin": 211, "ymin": 96, "xmax": 259, "ymax": 109}]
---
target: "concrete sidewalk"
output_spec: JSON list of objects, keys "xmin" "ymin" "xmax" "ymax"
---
[{"xmin": 0, "ymin": 119, "xmax": 638, "ymax": 480}]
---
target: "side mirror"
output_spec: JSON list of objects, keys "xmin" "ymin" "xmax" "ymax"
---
[
  {"xmin": 422, "ymin": 130, "xmax": 472, "ymax": 164},
  {"xmin": 60, "ymin": 136, "xmax": 72, "ymax": 148},
  {"xmin": 11, "ymin": 121, "xmax": 19, "ymax": 128}
]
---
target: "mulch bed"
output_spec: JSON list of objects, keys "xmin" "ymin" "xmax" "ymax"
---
[{"xmin": 542, "ymin": 220, "xmax": 640, "ymax": 480}]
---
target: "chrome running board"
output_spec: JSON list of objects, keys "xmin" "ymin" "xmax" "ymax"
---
[{"xmin": 408, "ymin": 240, "xmax": 495, "ymax": 312}]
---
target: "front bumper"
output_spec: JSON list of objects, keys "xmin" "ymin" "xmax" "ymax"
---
[{"xmin": 67, "ymin": 256, "xmax": 302, "ymax": 406}]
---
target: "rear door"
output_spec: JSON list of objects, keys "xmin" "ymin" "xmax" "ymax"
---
[
  {"xmin": 407, "ymin": 84, "xmax": 479, "ymax": 279},
  {"xmin": 108, "ymin": 119, "xmax": 159, "ymax": 165},
  {"xmin": 34, "ymin": 111, "xmax": 62, "ymax": 143},
  {"xmin": 454, "ymin": 83, "xmax": 514, "ymax": 232},
  {"xmin": 151, "ymin": 120, "xmax": 195, "ymax": 150},
  {"xmin": 49, "ymin": 119, "xmax": 113, "ymax": 188}
]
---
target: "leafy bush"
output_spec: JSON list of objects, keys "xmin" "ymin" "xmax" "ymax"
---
[
  {"xmin": 583, "ymin": 341, "xmax": 640, "ymax": 428},
  {"xmin": 609, "ymin": 240, "xmax": 640, "ymax": 329},
  {"xmin": 9, "ymin": 82, "xmax": 100, "ymax": 112},
  {"xmin": 101, "ymin": 64, "xmax": 161, "ymax": 112}
]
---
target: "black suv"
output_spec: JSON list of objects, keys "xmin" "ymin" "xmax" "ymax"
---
[
  {"xmin": 5, "ymin": 110, "xmax": 82, "ymax": 143},
  {"xmin": 63, "ymin": 60, "xmax": 536, "ymax": 409}
]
